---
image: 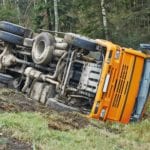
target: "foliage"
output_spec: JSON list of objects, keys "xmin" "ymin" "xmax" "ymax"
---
[
  {"xmin": 0, "ymin": 4, "xmax": 18, "ymax": 23},
  {"xmin": 33, "ymin": 0, "xmax": 47, "ymax": 30},
  {"xmin": 0, "ymin": 0, "xmax": 149, "ymax": 47}
]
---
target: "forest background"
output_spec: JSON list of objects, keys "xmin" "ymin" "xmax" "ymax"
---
[{"xmin": 0, "ymin": 0, "xmax": 149, "ymax": 48}]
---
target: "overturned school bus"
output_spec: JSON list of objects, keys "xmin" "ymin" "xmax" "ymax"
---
[{"xmin": 0, "ymin": 21, "xmax": 149, "ymax": 124}]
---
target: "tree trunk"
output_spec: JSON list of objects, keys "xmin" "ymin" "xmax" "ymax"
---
[
  {"xmin": 54, "ymin": 0, "xmax": 59, "ymax": 36},
  {"xmin": 33, "ymin": 0, "xmax": 36, "ymax": 9},
  {"xmin": 16, "ymin": 0, "xmax": 21, "ymax": 24},
  {"xmin": 101, "ymin": 0, "xmax": 109, "ymax": 40},
  {"xmin": 2, "ymin": 0, "xmax": 6, "ymax": 7},
  {"xmin": 44, "ymin": 0, "xmax": 52, "ymax": 30}
]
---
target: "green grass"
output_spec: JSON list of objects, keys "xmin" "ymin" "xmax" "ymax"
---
[
  {"xmin": 0, "ymin": 88, "xmax": 150, "ymax": 150},
  {"xmin": 0, "ymin": 111, "xmax": 150, "ymax": 150},
  {"xmin": 0, "ymin": 112, "xmax": 116, "ymax": 150}
]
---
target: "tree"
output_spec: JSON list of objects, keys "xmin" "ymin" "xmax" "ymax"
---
[
  {"xmin": 16, "ymin": 0, "xmax": 21, "ymax": 24},
  {"xmin": 54, "ymin": 0, "xmax": 59, "ymax": 35},
  {"xmin": 0, "ymin": 0, "xmax": 18, "ymax": 23},
  {"xmin": 0, "ymin": 0, "xmax": 149, "ymax": 48},
  {"xmin": 100, "ymin": 0, "xmax": 108, "ymax": 40},
  {"xmin": 2, "ymin": 0, "xmax": 6, "ymax": 7},
  {"xmin": 105, "ymin": 0, "xmax": 150, "ymax": 47}
]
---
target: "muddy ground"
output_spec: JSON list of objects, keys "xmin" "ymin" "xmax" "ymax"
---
[
  {"xmin": 0, "ymin": 134, "xmax": 32, "ymax": 150},
  {"xmin": 0, "ymin": 88, "xmax": 89, "ymax": 129},
  {"xmin": 0, "ymin": 88, "xmax": 90, "ymax": 149},
  {"xmin": 0, "ymin": 87, "xmax": 150, "ymax": 150}
]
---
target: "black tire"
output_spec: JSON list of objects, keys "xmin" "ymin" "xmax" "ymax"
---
[
  {"xmin": 0, "ymin": 21, "xmax": 32, "ymax": 38},
  {"xmin": 32, "ymin": 32, "xmax": 55, "ymax": 65},
  {"xmin": 0, "ymin": 30, "xmax": 24, "ymax": 45},
  {"xmin": 64, "ymin": 33, "xmax": 97, "ymax": 51}
]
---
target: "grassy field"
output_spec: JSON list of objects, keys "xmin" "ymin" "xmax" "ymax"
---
[{"xmin": 0, "ymin": 88, "xmax": 150, "ymax": 150}]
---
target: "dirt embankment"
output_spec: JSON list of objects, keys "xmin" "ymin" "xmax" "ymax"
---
[
  {"xmin": 0, "ymin": 134, "xmax": 32, "ymax": 150},
  {"xmin": 47, "ymin": 112, "xmax": 89, "ymax": 131},
  {"xmin": 1, "ymin": 88, "xmax": 150, "ymax": 132},
  {"xmin": 0, "ymin": 88, "xmax": 90, "ymax": 130},
  {"xmin": 0, "ymin": 88, "xmax": 150, "ymax": 150},
  {"xmin": 0, "ymin": 88, "xmax": 90, "ymax": 149},
  {"xmin": 0, "ymin": 88, "xmax": 48, "ymax": 113}
]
